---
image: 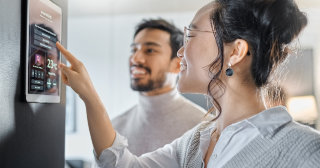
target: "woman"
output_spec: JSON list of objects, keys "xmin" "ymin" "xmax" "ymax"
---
[{"xmin": 57, "ymin": 0, "xmax": 320, "ymax": 167}]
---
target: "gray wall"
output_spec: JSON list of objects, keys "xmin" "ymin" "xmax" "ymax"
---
[
  {"xmin": 0, "ymin": 0, "xmax": 68, "ymax": 167},
  {"xmin": 280, "ymin": 49, "xmax": 314, "ymax": 97}
]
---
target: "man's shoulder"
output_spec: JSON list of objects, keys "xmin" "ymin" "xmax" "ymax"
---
[{"xmin": 111, "ymin": 105, "xmax": 138, "ymax": 125}]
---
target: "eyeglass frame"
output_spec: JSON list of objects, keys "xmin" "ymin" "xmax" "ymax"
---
[{"xmin": 183, "ymin": 26, "xmax": 215, "ymax": 47}]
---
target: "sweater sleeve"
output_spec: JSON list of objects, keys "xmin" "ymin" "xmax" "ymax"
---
[{"xmin": 93, "ymin": 128, "xmax": 196, "ymax": 168}]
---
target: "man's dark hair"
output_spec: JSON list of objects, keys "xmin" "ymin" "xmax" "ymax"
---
[{"xmin": 134, "ymin": 18, "xmax": 183, "ymax": 59}]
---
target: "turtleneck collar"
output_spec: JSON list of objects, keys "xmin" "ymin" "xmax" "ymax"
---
[{"xmin": 137, "ymin": 88, "xmax": 181, "ymax": 114}]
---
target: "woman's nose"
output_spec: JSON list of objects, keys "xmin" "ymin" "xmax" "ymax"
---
[{"xmin": 177, "ymin": 47, "xmax": 184, "ymax": 58}]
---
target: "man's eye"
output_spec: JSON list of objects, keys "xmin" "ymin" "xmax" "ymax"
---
[
  {"xmin": 146, "ymin": 49, "xmax": 155, "ymax": 53},
  {"xmin": 131, "ymin": 48, "xmax": 137, "ymax": 53}
]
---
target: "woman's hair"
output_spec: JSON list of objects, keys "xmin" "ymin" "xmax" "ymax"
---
[
  {"xmin": 262, "ymin": 83, "xmax": 287, "ymax": 108},
  {"xmin": 207, "ymin": 0, "xmax": 307, "ymax": 118}
]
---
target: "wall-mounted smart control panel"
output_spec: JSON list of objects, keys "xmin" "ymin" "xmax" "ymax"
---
[{"xmin": 25, "ymin": 0, "xmax": 62, "ymax": 103}]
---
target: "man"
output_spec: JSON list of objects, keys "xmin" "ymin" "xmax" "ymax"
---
[{"xmin": 112, "ymin": 19, "xmax": 207, "ymax": 156}]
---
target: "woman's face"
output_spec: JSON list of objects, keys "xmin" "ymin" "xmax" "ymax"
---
[{"xmin": 177, "ymin": 3, "xmax": 219, "ymax": 94}]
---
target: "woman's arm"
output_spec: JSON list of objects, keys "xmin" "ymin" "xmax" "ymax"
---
[
  {"xmin": 55, "ymin": 42, "xmax": 196, "ymax": 168},
  {"xmin": 56, "ymin": 42, "xmax": 115, "ymax": 157}
]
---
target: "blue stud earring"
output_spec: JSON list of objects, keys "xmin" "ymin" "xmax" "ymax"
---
[{"xmin": 226, "ymin": 63, "xmax": 233, "ymax": 77}]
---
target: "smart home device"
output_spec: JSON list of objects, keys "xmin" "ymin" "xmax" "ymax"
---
[{"xmin": 25, "ymin": 0, "xmax": 62, "ymax": 103}]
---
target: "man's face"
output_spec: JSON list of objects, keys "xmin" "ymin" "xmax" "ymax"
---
[{"xmin": 129, "ymin": 28, "xmax": 173, "ymax": 91}]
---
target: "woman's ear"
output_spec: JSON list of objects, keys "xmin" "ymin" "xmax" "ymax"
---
[
  {"xmin": 229, "ymin": 39, "xmax": 249, "ymax": 66},
  {"xmin": 169, "ymin": 57, "xmax": 181, "ymax": 74}
]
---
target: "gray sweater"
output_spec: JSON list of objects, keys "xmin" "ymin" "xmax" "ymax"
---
[
  {"xmin": 178, "ymin": 120, "xmax": 320, "ymax": 168},
  {"xmin": 111, "ymin": 89, "xmax": 207, "ymax": 156},
  {"xmin": 96, "ymin": 107, "xmax": 320, "ymax": 168}
]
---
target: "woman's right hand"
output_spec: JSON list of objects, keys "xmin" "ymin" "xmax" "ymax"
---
[
  {"xmin": 56, "ymin": 42, "xmax": 95, "ymax": 101},
  {"xmin": 57, "ymin": 42, "xmax": 116, "ymax": 157}
]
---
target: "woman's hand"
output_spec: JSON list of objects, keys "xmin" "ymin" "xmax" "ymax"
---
[
  {"xmin": 56, "ymin": 42, "xmax": 116, "ymax": 157},
  {"xmin": 56, "ymin": 42, "xmax": 95, "ymax": 101}
]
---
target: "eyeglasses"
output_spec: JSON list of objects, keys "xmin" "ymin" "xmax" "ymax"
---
[{"xmin": 183, "ymin": 26, "xmax": 215, "ymax": 47}]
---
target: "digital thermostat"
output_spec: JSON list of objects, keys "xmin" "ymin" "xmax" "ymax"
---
[{"xmin": 25, "ymin": 0, "xmax": 62, "ymax": 103}]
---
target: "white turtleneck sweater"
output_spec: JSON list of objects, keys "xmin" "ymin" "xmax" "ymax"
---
[{"xmin": 111, "ymin": 89, "xmax": 207, "ymax": 156}]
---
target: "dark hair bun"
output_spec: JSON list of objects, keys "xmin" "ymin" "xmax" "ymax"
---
[
  {"xmin": 212, "ymin": 0, "xmax": 307, "ymax": 87},
  {"xmin": 257, "ymin": 0, "xmax": 308, "ymax": 45}
]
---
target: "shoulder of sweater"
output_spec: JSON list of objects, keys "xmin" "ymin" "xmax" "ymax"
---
[
  {"xmin": 111, "ymin": 104, "xmax": 138, "ymax": 124},
  {"xmin": 276, "ymin": 121, "xmax": 320, "ymax": 150},
  {"xmin": 283, "ymin": 121, "xmax": 320, "ymax": 138}
]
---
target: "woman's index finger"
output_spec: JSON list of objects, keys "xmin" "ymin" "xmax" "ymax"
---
[{"xmin": 56, "ymin": 42, "xmax": 79, "ymax": 66}]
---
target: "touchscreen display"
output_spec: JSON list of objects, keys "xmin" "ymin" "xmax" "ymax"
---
[{"xmin": 27, "ymin": 0, "xmax": 62, "ymax": 96}]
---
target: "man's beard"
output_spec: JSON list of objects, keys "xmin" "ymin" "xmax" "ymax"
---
[{"xmin": 130, "ymin": 71, "xmax": 166, "ymax": 92}]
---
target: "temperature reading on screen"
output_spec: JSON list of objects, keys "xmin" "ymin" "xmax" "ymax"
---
[{"xmin": 47, "ymin": 58, "xmax": 57, "ymax": 70}]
